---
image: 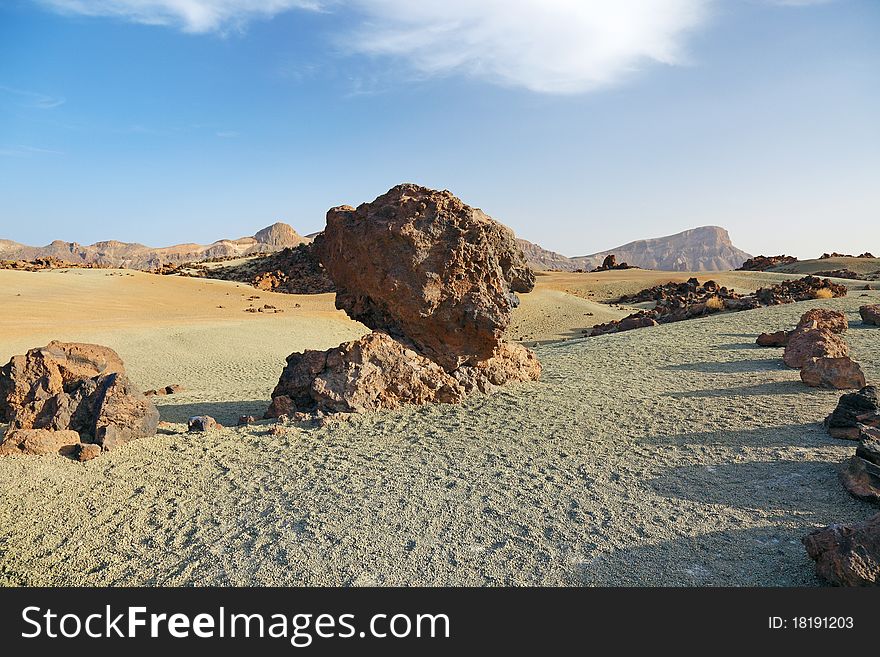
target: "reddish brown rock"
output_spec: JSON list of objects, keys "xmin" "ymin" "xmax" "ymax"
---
[
  {"xmin": 756, "ymin": 330, "xmax": 789, "ymax": 347},
  {"xmin": 76, "ymin": 442, "xmax": 102, "ymax": 462},
  {"xmin": 268, "ymin": 332, "xmax": 465, "ymax": 415},
  {"xmin": 0, "ymin": 429, "xmax": 81, "ymax": 456},
  {"xmin": 313, "ymin": 184, "xmax": 535, "ymax": 370},
  {"xmin": 736, "ymin": 255, "xmax": 798, "ymax": 271},
  {"xmin": 0, "ymin": 343, "xmax": 159, "ymax": 454},
  {"xmin": 782, "ymin": 328, "xmax": 849, "ymax": 369},
  {"xmin": 861, "ymin": 304, "xmax": 880, "ymax": 326},
  {"xmin": 803, "ymin": 513, "xmax": 880, "ymax": 586},
  {"xmin": 0, "ymin": 341, "xmax": 124, "ymax": 424},
  {"xmin": 796, "ymin": 309, "xmax": 848, "ymax": 334},
  {"xmin": 800, "ymin": 357, "xmax": 866, "ymax": 390},
  {"xmin": 451, "ymin": 341, "xmax": 542, "ymax": 394}
]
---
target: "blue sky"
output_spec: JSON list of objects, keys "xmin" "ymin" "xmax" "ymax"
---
[{"xmin": 1, "ymin": 0, "xmax": 878, "ymax": 258}]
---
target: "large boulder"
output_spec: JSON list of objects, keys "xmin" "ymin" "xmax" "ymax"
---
[
  {"xmin": 825, "ymin": 386, "xmax": 880, "ymax": 440},
  {"xmin": 0, "ymin": 341, "xmax": 124, "ymax": 424},
  {"xmin": 782, "ymin": 328, "xmax": 849, "ymax": 369},
  {"xmin": 0, "ymin": 342, "xmax": 158, "ymax": 457},
  {"xmin": 796, "ymin": 309, "xmax": 848, "ymax": 334},
  {"xmin": 861, "ymin": 305, "xmax": 880, "ymax": 326},
  {"xmin": 800, "ymin": 357, "xmax": 866, "ymax": 390},
  {"xmin": 313, "ymin": 184, "xmax": 535, "ymax": 370},
  {"xmin": 267, "ymin": 332, "xmax": 465, "ymax": 415},
  {"xmin": 803, "ymin": 513, "xmax": 880, "ymax": 586}
]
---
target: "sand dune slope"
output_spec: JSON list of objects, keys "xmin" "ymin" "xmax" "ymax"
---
[{"xmin": 1, "ymin": 272, "xmax": 877, "ymax": 586}]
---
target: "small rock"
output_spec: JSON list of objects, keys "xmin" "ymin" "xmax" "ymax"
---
[
  {"xmin": 77, "ymin": 443, "xmax": 102, "ymax": 462},
  {"xmin": 861, "ymin": 304, "xmax": 880, "ymax": 326},
  {"xmin": 237, "ymin": 415, "xmax": 256, "ymax": 426},
  {"xmin": 188, "ymin": 416, "xmax": 220, "ymax": 432},
  {"xmin": 803, "ymin": 513, "xmax": 880, "ymax": 586},
  {"xmin": 756, "ymin": 330, "xmax": 788, "ymax": 347}
]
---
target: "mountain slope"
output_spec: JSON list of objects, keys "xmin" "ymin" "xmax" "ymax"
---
[
  {"xmin": 519, "ymin": 226, "xmax": 752, "ymax": 272},
  {"xmin": 0, "ymin": 222, "xmax": 309, "ymax": 270}
]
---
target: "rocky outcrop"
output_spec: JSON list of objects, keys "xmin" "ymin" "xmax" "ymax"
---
[
  {"xmin": 268, "ymin": 184, "xmax": 541, "ymax": 417},
  {"xmin": 591, "ymin": 254, "xmax": 636, "ymax": 272},
  {"xmin": 825, "ymin": 386, "xmax": 880, "ymax": 440},
  {"xmin": 783, "ymin": 328, "xmax": 849, "ymax": 369},
  {"xmin": 196, "ymin": 244, "xmax": 335, "ymax": 295},
  {"xmin": 803, "ymin": 513, "xmax": 880, "ymax": 586},
  {"xmin": 0, "ymin": 342, "xmax": 158, "ymax": 458},
  {"xmin": 592, "ymin": 276, "xmax": 849, "ymax": 338},
  {"xmin": 754, "ymin": 276, "xmax": 848, "ymax": 304},
  {"xmin": 861, "ymin": 305, "xmax": 880, "ymax": 326},
  {"xmin": 840, "ymin": 429, "xmax": 880, "ymax": 505},
  {"xmin": 821, "ymin": 252, "xmax": 876, "ymax": 259},
  {"xmin": 736, "ymin": 255, "xmax": 798, "ymax": 271},
  {"xmin": 796, "ymin": 309, "xmax": 848, "ymax": 334},
  {"xmin": 314, "ymin": 184, "xmax": 534, "ymax": 370},
  {"xmin": 800, "ymin": 357, "xmax": 866, "ymax": 390}
]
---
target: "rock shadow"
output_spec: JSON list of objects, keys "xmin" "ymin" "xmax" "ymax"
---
[{"xmin": 154, "ymin": 399, "xmax": 269, "ymax": 426}]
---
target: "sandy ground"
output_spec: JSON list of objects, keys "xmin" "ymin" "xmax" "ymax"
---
[{"xmin": 0, "ymin": 269, "xmax": 878, "ymax": 586}]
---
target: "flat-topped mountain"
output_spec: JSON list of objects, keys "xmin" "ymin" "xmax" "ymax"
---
[
  {"xmin": 0, "ymin": 222, "xmax": 308, "ymax": 270},
  {"xmin": 518, "ymin": 226, "xmax": 752, "ymax": 272}
]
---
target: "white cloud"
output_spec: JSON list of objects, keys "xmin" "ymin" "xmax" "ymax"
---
[
  {"xmin": 0, "ymin": 85, "xmax": 66, "ymax": 109},
  {"xmin": 343, "ymin": 0, "xmax": 710, "ymax": 94}
]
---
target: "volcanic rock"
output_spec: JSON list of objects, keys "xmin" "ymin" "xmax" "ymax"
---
[
  {"xmin": 188, "ymin": 416, "xmax": 220, "ymax": 432},
  {"xmin": 0, "ymin": 341, "xmax": 124, "ymax": 423},
  {"xmin": 803, "ymin": 513, "xmax": 880, "ymax": 586},
  {"xmin": 800, "ymin": 357, "xmax": 866, "ymax": 390},
  {"xmin": 782, "ymin": 328, "xmax": 849, "ymax": 369},
  {"xmin": 861, "ymin": 304, "xmax": 880, "ymax": 326},
  {"xmin": 0, "ymin": 429, "xmax": 81, "ymax": 456},
  {"xmin": 755, "ymin": 276, "xmax": 847, "ymax": 304},
  {"xmin": 756, "ymin": 331, "xmax": 789, "ymax": 347},
  {"xmin": 313, "ymin": 184, "xmax": 534, "ymax": 370},
  {"xmin": 76, "ymin": 443, "xmax": 102, "ymax": 462},
  {"xmin": 268, "ymin": 332, "xmax": 465, "ymax": 415},
  {"xmin": 796, "ymin": 309, "xmax": 848, "ymax": 334},
  {"xmin": 451, "ymin": 341, "xmax": 542, "ymax": 394},
  {"xmin": 824, "ymin": 386, "xmax": 880, "ymax": 440},
  {"xmin": 736, "ymin": 255, "xmax": 798, "ymax": 271},
  {"xmin": 0, "ymin": 343, "xmax": 159, "ymax": 454}
]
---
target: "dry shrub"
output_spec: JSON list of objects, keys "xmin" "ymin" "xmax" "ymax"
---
[
  {"xmin": 813, "ymin": 288, "xmax": 835, "ymax": 299},
  {"xmin": 706, "ymin": 296, "xmax": 725, "ymax": 311}
]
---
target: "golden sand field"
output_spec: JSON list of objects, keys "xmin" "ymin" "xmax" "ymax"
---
[{"xmin": 0, "ymin": 268, "xmax": 876, "ymax": 585}]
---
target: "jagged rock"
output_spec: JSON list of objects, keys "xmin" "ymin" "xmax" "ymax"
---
[
  {"xmin": 756, "ymin": 330, "xmax": 789, "ymax": 347},
  {"xmin": 803, "ymin": 513, "xmax": 880, "ymax": 586},
  {"xmin": 861, "ymin": 305, "xmax": 880, "ymax": 326},
  {"xmin": 313, "ymin": 184, "xmax": 535, "ymax": 370},
  {"xmin": 800, "ymin": 357, "xmax": 866, "ymax": 390},
  {"xmin": 591, "ymin": 254, "xmax": 636, "ymax": 272},
  {"xmin": 796, "ymin": 309, "xmax": 848, "ymax": 334},
  {"xmin": 188, "ymin": 416, "xmax": 220, "ymax": 432},
  {"xmin": 451, "ymin": 341, "xmax": 542, "ymax": 394},
  {"xmin": 268, "ymin": 332, "xmax": 465, "ymax": 415},
  {"xmin": 0, "ymin": 341, "xmax": 124, "ymax": 424},
  {"xmin": 0, "ymin": 429, "xmax": 81, "ymax": 456},
  {"xmin": 825, "ymin": 386, "xmax": 880, "ymax": 440},
  {"xmin": 0, "ymin": 343, "xmax": 158, "ymax": 455},
  {"xmin": 782, "ymin": 328, "xmax": 849, "ymax": 369},
  {"xmin": 755, "ymin": 276, "xmax": 847, "ymax": 304},
  {"xmin": 736, "ymin": 255, "xmax": 798, "ymax": 271}
]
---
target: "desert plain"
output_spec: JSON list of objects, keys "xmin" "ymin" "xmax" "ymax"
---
[{"xmin": 0, "ymin": 264, "xmax": 876, "ymax": 585}]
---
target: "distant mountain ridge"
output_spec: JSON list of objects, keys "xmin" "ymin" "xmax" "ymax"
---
[
  {"xmin": 0, "ymin": 222, "xmax": 309, "ymax": 270},
  {"xmin": 517, "ymin": 226, "xmax": 752, "ymax": 272}
]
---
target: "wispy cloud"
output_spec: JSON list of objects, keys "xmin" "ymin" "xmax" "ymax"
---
[
  {"xmin": 31, "ymin": 0, "xmax": 836, "ymax": 95},
  {"xmin": 36, "ymin": 0, "xmax": 323, "ymax": 33},
  {"xmin": 0, "ymin": 85, "xmax": 66, "ymax": 109},
  {"xmin": 0, "ymin": 145, "xmax": 65, "ymax": 157}
]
